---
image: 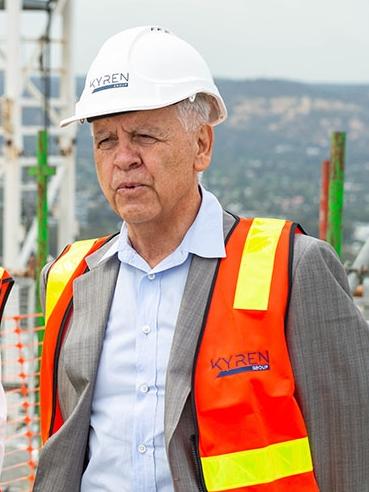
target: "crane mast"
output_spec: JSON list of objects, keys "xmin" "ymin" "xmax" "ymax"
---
[{"xmin": 0, "ymin": 0, "xmax": 77, "ymax": 271}]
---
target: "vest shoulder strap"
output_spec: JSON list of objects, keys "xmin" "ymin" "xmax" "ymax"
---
[
  {"xmin": 233, "ymin": 217, "xmax": 301, "ymax": 311},
  {"xmin": 0, "ymin": 268, "xmax": 14, "ymax": 323},
  {"xmin": 45, "ymin": 237, "xmax": 102, "ymax": 323}
]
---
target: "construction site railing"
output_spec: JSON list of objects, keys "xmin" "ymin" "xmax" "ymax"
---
[{"xmin": 0, "ymin": 313, "xmax": 43, "ymax": 491}]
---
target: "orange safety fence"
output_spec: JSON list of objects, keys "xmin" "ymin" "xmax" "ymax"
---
[{"xmin": 0, "ymin": 313, "xmax": 43, "ymax": 491}]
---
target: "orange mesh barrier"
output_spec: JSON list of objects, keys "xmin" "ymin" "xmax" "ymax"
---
[{"xmin": 1, "ymin": 313, "xmax": 43, "ymax": 491}]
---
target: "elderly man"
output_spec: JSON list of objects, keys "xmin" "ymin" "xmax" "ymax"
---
[{"xmin": 34, "ymin": 26, "xmax": 369, "ymax": 492}]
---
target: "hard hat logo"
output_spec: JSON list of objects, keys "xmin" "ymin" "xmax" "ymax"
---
[
  {"xmin": 150, "ymin": 26, "xmax": 170, "ymax": 33},
  {"xmin": 89, "ymin": 73, "xmax": 130, "ymax": 93}
]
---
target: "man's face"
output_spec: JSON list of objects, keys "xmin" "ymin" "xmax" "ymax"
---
[{"xmin": 92, "ymin": 105, "xmax": 213, "ymax": 229}]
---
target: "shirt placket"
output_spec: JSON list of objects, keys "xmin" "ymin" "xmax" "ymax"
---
[{"xmin": 132, "ymin": 271, "xmax": 161, "ymax": 492}]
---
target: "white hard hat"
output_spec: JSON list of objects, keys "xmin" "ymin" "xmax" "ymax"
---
[{"xmin": 60, "ymin": 26, "xmax": 227, "ymax": 127}]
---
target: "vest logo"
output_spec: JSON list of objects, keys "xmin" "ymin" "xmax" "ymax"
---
[
  {"xmin": 210, "ymin": 350, "xmax": 270, "ymax": 378},
  {"xmin": 90, "ymin": 73, "xmax": 130, "ymax": 93}
]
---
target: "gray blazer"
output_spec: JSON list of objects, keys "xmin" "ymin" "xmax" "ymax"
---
[{"xmin": 33, "ymin": 212, "xmax": 369, "ymax": 491}]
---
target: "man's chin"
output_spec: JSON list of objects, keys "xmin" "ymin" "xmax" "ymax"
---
[{"xmin": 117, "ymin": 208, "xmax": 158, "ymax": 226}]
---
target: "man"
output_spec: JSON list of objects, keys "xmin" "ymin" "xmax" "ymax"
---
[{"xmin": 34, "ymin": 26, "xmax": 369, "ymax": 491}]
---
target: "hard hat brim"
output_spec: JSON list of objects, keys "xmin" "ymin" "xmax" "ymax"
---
[{"xmin": 60, "ymin": 91, "xmax": 227, "ymax": 128}]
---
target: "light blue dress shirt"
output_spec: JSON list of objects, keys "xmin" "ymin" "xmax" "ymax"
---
[{"xmin": 81, "ymin": 187, "xmax": 225, "ymax": 491}]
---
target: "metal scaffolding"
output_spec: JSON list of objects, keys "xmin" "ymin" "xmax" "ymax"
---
[{"xmin": 0, "ymin": 0, "xmax": 77, "ymax": 271}]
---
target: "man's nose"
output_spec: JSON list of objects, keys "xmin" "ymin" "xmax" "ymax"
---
[{"xmin": 113, "ymin": 137, "xmax": 142, "ymax": 171}]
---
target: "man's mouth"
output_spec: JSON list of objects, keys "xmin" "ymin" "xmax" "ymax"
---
[{"xmin": 116, "ymin": 183, "xmax": 145, "ymax": 192}]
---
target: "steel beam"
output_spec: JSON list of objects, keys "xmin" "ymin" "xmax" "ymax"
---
[
  {"xmin": 327, "ymin": 132, "xmax": 346, "ymax": 257},
  {"xmin": 3, "ymin": 0, "xmax": 23, "ymax": 270},
  {"xmin": 57, "ymin": 0, "xmax": 78, "ymax": 251}
]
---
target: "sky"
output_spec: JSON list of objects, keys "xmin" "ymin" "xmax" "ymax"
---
[
  {"xmin": 2, "ymin": 0, "xmax": 369, "ymax": 84},
  {"xmin": 74, "ymin": 0, "xmax": 369, "ymax": 83}
]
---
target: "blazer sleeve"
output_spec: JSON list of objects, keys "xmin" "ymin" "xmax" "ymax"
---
[{"xmin": 286, "ymin": 234, "xmax": 369, "ymax": 492}]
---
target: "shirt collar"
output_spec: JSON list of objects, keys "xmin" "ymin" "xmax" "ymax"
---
[
  {"xmin": 180, "ymin": 185, "xmax": 225, "ymax": 259},
  {"xmin": 98, "ymin": 185, "xmax": 225, "ymax": 265}
]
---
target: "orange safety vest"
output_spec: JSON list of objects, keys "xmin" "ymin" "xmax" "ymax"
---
[
  {"xmin": 0, "ymin": 267, "xmax": 14, "ymax": 323},
  {"xmin": 192, "ymin": 217, "xmax": 318, "ymax": 491},
  {"xmin": 40, "ymin": 235, "xmax": 112, "ymax": 443},
  {"xmin": 40, "ymin": 218, "xmax": 318, "ymax": 490}
]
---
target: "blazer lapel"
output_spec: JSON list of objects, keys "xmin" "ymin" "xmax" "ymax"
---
[
  {"xmin": 62, "ymin": 253, "xmax": 120, "ymax": 397},
  {"xmin": 165, "ymin": 211, "xmax": 236, "ymax": 448}
]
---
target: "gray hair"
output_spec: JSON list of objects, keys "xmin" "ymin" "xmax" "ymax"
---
[
  {"xmin": 175, "ymin": 93, "xmax": 216, "ymax": 131},
  {"xmin": 89, "ymin": 93, "xmax": 216, "ymax": 135}
]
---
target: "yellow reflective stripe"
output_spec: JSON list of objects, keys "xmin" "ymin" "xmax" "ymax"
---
[
  {"xmin": 45, "ymin": 239, "xmax": 96, "ymax": 323},
  {"xmin": 202, "ymin": 437, "xmax": 313, "ymax": 491},
  {"xmin": 233, "ymin": 218, "xmax": 286, "ymax": 310},
  {"xmin": 0, "ymin": 267, "xmax": 4, "ymax": 279}
]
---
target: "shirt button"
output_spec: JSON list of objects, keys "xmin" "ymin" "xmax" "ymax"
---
[
  {"xmin": 139, "ymin": 384, "xmax": 149, "ymax": 393},
  {"xmin": 147, "ymin": 273, "xmax": 155, "ymax": 280},
  {"xmin": 142, "ymin": 325, "xmax": 151, "ymax": 335},
  {"xmin": 138, "ymin": 444, "xmax": 147, "ymax": 454}
]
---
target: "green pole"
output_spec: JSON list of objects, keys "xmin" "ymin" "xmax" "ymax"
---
[
  {"xmin": 327, "ymin": 132, "xmax": 346, "ymax": 257},
  {"xmin": 28, "ymin": 130, "xmax": 55, "ymax": 413}
]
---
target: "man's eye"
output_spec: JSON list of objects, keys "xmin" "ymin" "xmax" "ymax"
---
[
  {"xmin": 135, "ymin": 134, "xmax": 157, "ymax": 143},
  {"xmin": 97, "ymin": 137, "xmax": 115, "ymax": 149}
]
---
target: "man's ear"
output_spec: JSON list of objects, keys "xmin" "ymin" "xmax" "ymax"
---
[{"xmin": 194, "ymin": 124, "xmax": 214, "ymax": 172}]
